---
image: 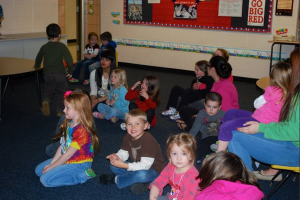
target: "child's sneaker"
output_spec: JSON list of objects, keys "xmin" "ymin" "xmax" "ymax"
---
[
  {"xmin": 93, "ymin": 111, "xmax": 105, "ymax": 119},
  {"xmin": 110, "ymin": 117, "xmax": 119, "ymax": 123},
  {"xmin": 162, "ymin": 107, "xmax": 176, "ymax": 116},
  {"xmin": 85, "ymin": 168, "xmax": 96, "ymax": 179},
  {"xmin": 120, "ymin": 122, "xmax": 126, "ymax": 130},
  {"xmin": 169, "ymin": 111, "xmax": 181, "ymax": 121},
  {"xmin": 69, "ymin": 78, "xmax": 79, "ymax": 82},
  {"xmin": 210, "ymin": 141, "xmax": 218, "ymax": 152},
  {"xmin": 83, "ymin": 80, "xmax": 90, "ymax": 85}
]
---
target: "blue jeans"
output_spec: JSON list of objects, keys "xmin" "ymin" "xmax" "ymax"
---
[
  {"xmin": 97, "ymin": 103, "xmax": 126, "ymax": 120},
  {"xmin": 73, "ymin": 59, "xmax": 96, "ymax": 80},
  {"xmin": 228, "ymin": 131, "xmax": 300, "ymax": 171},
  {"xmin": 219, "ymin": 109, "xmax": 258, "ymax": 141},
  {"xmin": 89, "ymin": 61, "xmax": 100, "ymax": 73},
  {"xmin": 35, "ymin": 158, "xmax": 92, "ymax": 187},
  {"xmin": 110, "ymin": 163, "xmax": 159, "ymax": 188}
]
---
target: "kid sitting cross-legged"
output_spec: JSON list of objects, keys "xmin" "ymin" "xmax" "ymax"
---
[
  {"xmin": 100, "ymin": 109, "xmax": 165, "ymax": 194},
  {"xmin": 93, "ymin": 68, "xmax": 129, "ymax": 123}
]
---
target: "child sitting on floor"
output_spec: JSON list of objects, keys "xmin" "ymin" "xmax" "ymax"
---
[
  {"xmin": 100, "ymin": 109, "xmax": 165, "ymax": 194},
  {"xmin": 120, "ymin": 74, "xmax": 160, "ymax": 130},
  {"xmin": 195, "ymin": 152, "xmax": 264, "ymax": 200},
  {"xmin": 162, "ymin": 60, "xmax": 213, "ymax": 121},
  {"xmin": 149, "ymin": 133, "xmax": 199, "ymax": 200},
  {"xmin": 93, "ymin": 68, "xmax": 129, "ymax": 123}
]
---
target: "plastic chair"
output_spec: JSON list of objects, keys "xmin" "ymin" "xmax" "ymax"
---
[{"xmin": 266, "ymin": 165, "xmax": 299, "ymax": 200}]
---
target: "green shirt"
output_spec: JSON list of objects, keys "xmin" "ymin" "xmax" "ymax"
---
[
  {"xmin": 259, "ymin": 94, "xmax": 299, "ymax": 147},
  {"xmin": 34, "ymin": 41, "xmax": 73, "ymax": 74}
]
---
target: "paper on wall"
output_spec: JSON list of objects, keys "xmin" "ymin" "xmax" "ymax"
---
[{"xmin": 218, "ymin": 0, "xmax": 243, "ymax": 17}]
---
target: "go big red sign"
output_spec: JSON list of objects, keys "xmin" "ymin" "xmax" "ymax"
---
[{"xmin": 247, "ymin": 0, "xmax": 266, "ymax": 26}]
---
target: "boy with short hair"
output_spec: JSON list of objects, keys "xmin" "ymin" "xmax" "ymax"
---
[
  {"xmin": 101, "ymin": 109, "xmax": 165, "ymax": 194},
  {"xmin": 89, "ymin": 31, "xmax": 117, "ymax": 72},
  {"xmin": 190, "ymin": 92, "xmax": 225, "ymax": 160},
  {"xmin": 34, "ymin": 23, "xmax": 73, "ymax": 117}
]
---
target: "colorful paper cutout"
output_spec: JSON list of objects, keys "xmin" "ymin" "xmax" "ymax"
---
[
  {"xmin": 276, "ymin": 28, "xmax": 288, "ymax": 35},
  {"xmin": 88, "ymin": 0, "xmax": 94, "ymax": 15},
  {"xmin": 113, "ymin": 20, "xmax": 120, "ymax": 24},
  {"xmin": 111, "ymin": 12, "xmax": 120, "ymax": 17}
]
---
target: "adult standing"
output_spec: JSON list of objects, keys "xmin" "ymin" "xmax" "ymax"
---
[{"xmin": 229, "ymin": 48, "xmax": 299, "ymax": 179}]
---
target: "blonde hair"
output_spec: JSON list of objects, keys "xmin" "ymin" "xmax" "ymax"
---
[
  {"xmin": 125, "ymin": 109, "xmax": 147, "ymax": 124},
  {"xmin": 109, "ymin": 69, "xmax": 128, "ymax": 89},
  {"xmin": 216, "ymin": 48, "xmax": 229, "ymax": 62},
  {"xmin": 54, "ymin": 92, "xmax": 99, "ymax": 152},
  {"xmin": 166, "ymin": 133, "xmax": 196, "ymax": 164},
  {"xmin": 270, "ymin": 61, "xmax": 292, "ymax": 102},
  {"xmin": 197, "ymin": 152, "xmax": 260, "ymax": 191}
]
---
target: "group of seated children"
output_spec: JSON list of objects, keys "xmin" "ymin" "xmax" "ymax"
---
[{"xmin": 34, "ymin": 23, "xmax": 297, "ymax": 200}]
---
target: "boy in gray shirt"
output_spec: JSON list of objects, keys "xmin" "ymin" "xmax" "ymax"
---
[{"xmin": 190, "ymin": 92, "xmax": 225, "ymax": 138}]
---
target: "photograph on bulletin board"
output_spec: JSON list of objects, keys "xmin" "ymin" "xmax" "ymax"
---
[
  {"xmin": 124, "ymin": 0, "xmax": 273, "ymax": 33},
  {"xmin": 174, "ymin": 4, "xmax": 197, "ymax": 19}
]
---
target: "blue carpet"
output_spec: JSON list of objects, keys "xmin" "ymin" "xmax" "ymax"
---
[{"xmin": 0, "ymin": 65, "xmax": 298, "ymax": 200}]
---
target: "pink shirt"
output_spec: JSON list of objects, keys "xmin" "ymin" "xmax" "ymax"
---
[
  {"xmin": 252, "ymin": 86, "xmax": 283, "ymax": 123},
  {"xmin": 149, "ymin": 163, "xmax": 200, "ymax": 200},
  {"xmin": 195, "ymin": 180, "xmax": 264, "ymax": 200},
  {"xmin": 211, "ymin": 78, "xmax": 239, "ymax": 112}
]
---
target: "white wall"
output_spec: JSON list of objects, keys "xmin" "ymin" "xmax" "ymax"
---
[
  {"xmin": 0, "ymin": 0, "xmax": 58, "ymax": 34},
  {"xmin": 100, "ymin": 0, "xmax": 299, "ymax": 79}
]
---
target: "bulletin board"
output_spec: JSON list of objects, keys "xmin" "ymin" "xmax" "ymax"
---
[{"xmin": 124, "ymin": 0, "xmax": 273, "ymax": 33}]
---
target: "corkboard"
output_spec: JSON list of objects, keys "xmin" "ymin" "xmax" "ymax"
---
[{"xmin": 124, "ymin": 0, "xmax": 273, "ymax": 33}]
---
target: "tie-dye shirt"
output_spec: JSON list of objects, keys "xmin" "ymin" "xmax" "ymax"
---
[{"xmin": 61, "ymin": 122, "xmax": 93, "ymax": 164}]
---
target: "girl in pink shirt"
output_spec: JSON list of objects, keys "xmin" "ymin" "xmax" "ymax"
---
[
  {"xmin": 149, "ymin": 133, "xmax": 199, "ymax": 200},
  {"xmin": 216, "ymin": 62, "xmax": 292, "ymax": 152},
  {"xmin": 195, "ymin": 152, "xmax": 264, "ymax": 200}
]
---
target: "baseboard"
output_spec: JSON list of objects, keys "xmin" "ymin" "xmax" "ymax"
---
[{"xmin": 119, "ymin": 62, "xmax": 258, "ymax": 83}]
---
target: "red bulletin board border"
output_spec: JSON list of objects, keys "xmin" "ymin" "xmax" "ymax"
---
[{"xmin": 124, "ymin": 0, "xmax": 273, "ymax": 33}]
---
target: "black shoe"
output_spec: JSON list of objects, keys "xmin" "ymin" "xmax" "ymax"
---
[
  {"xmin": 130, "ymin": 182, "xmax": 150, "ymax": 194},
  {"xmin": 99, "ymin": 174, "xmax": 116, "ymax": 185}
]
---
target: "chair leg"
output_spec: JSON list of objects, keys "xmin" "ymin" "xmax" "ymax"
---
[
  {"xmin": 266, "ymin": 171, "xmax": 292, "ymax": 200},
  {"xmin": 2, "ymin": 77, "xmax": 9, "ymax": 99},
  {"xmin": 293, "ymin": 173, "xmax": 298, "ymax": 181},
  {"xmin": 270, "ymin": 169, "xmax": 283, "ymax": 186}
]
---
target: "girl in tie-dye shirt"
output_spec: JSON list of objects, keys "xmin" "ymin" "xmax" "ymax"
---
[{"xmin": 35, "ymin": 91, "xmax": 99, "ymax": 187}]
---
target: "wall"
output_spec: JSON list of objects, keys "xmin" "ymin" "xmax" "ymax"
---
[
  {"xmin": 0, "ymin": 0, "xmax": 58, "ymax": 34},
  {"xmin": 100, "ymin": 0, "xmax": 299, "ymax": 79}
]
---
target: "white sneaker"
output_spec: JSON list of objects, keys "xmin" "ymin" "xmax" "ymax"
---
[
  {"xmin": 162, "ymin": 107, "xmax": 176, "ymax": 116},
  {"xmin": 120, "ymin": 123, "xmax": 126, "ymax": 130},
  {"xmin": 169, "ymin": 111, "xmax": 181, "ymax": 121},
  {"xmin": 210, "ymin": 143, "xmax": 218, "ymax": 152}
]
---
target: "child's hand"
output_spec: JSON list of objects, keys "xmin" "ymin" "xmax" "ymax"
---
[
  {"xmin": 132, "ymin": 81, "xmax": 141, "ymax": 90},
  {"xmin": 237, "ymin": 121, "xmax": 259, "ymax": 134},
  {"xmin": 139, "ymin": 90, "xmax": 149, "ymax": 99},
  {"xmin": 193, "ymin": 82, "xmax": 200, "ymax": 90},
  {"xmin": 106, "ymin": 153, "xmax": 118, "ymax": 160},
  {"xmin": 66, "ymin": 74, "xmax": 72, "ymax": 78},
  {"xmin": 110, "ymin": 99, "xmax": 116, "ymax": 106},
  {"xmin": 42, "ymin": 164, "xmax": 51, "ymax": 174},
  {"xmin": 110, "ymin": 155, "xmax": 126, "ymax": 168},
  {"xmin": 106, "ymin": 100, "xmax": 111, "ymax": 105}
]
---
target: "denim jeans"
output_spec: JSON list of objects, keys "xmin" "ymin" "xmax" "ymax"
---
[
  {"xmin": 35, "ymin": 158, "xmax": 92, "ymax": 187},
  {"xmin": 110, "ymin": 163, "xmax": 159, "ymax": 188},
  {"xmin": 89, "ymin": 61, "xmax": 100, "ymax": 73},
  {"xmin": 228, "ymin": 131, "xmax": 300, "ymax": 171},
  {"xmin": 219, "ymin": 109, "xmax": 258, "ymax": 141},
  {"xmin": 73, "ymin": 59, "xmax": 96, "ymax": 80},
  {"xmin": 97, "ymin": 103, "xmax": 126, "ymax": 120}
]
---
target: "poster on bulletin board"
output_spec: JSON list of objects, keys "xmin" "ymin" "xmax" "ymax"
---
[{"xmin": 124, "ymin": 0, "xmax": 273, "ymax": 33}]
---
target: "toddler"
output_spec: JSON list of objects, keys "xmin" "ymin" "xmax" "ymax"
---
[
  {"xmin": 195, "ymin": 152, "xmax": 264, "ymax": 200},
  {"xmin": 69, "ymin": 32, "xmax": 99, "ymax": 85},
  {"xmin": 101, "ymin": 109, "xmax": 165, "ymax": 194},
  {"xmin": 93, "ymin": 68, "xmax": 129, "ymax": 123},
  {"xmin": 149, "ymin": 133, "xmax": 199, "ymax": 200},
  {"xmin": 34, "ymin": 23, "xmax": 73, "ymax": 117}
]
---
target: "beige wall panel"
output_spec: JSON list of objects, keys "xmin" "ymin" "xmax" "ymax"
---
[
  {"xmin": 204, "ymin": 30, "xmax": 227, "ymax": 47},
  {"xmin": 65, "ymin": 0, "xmax": 76, "ymax": 40},
  {"xmin": 226, "ymin": 32, "xmax": 248, "ymax": 48}
]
